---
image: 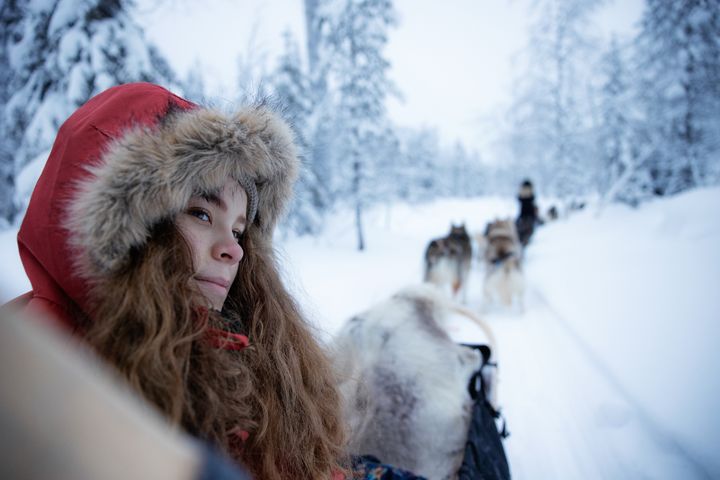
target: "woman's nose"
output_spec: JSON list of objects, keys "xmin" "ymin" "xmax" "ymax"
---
[{"xmin": 212, "ymin": 232, "xmax": 243, "ymax": 264}]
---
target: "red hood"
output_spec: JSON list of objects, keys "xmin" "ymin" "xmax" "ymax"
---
[{"xmin": 17, "ymin": 83, "xmax": 196, "ymax": 330}]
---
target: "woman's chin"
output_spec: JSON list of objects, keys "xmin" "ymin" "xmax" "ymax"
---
[
  {"xmin": 194, "ymin": 282, "xmax": 228, "ymax": 311},
  {"xmin": 196, "ymin": 290, "xmax": 224, "ymax": 312}
]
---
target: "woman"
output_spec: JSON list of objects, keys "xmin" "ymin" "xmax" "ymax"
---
[{"xmin": 13, "ymin": 83, "xmax": 346, "ymax": 479}]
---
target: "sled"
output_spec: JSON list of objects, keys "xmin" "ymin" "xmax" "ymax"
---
[{"xmin": 333, "ymin": 285, "xmax": 511, "ymax": 480}]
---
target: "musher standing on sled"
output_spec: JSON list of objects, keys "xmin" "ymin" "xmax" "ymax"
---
[{"xmin": 516, "ymin": 179, "xmax": 539, "ymax": 247}]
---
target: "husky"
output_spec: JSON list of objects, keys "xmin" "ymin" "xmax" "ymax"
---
[
  {"xmin": 331, "ymin": 285, "xmax": 498, "ymax": 480},
  {"xmin": 546, "ymin": 205, "xmax": 559, "ymax": 221},
  {"xmin": 483, "ymin": 220, "xmax": 525, "ymax": 310},
  {"xmin": 424, "ymin": 224, "xmax": 472, "ymax": 303}
]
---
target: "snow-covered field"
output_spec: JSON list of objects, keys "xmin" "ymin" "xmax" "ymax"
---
[{"xmin": 2, "ymin": 188, "xmax": 719, "ymax": 479}]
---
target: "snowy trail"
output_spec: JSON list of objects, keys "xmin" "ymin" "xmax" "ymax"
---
[{"xmin": 446, "ymin": 270, "xmax": 708, "ymax": 480}]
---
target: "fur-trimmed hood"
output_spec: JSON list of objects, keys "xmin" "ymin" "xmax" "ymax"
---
[{"xmin": 17, "ymin": 83, "xmax": 299, "ymax": 328}]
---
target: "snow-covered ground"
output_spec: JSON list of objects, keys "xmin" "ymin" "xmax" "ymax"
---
[{"xmin": 2, "ymin": 188, "xmax": 719, "ymax": 479}]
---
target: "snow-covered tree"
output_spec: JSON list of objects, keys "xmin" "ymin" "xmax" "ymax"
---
[
  {"xmin": 0, "ymin": 0, "xmax": 24, "ymax": 223},
  {"xmin": 182, "ymin": 59, "xmax": 207, "ymax": 104},
  {"xmin": 444, "ymin": 141, "xmax": 488, "ymax": 198},
  {"xmin": 235, "ymin": 20, "xmax": 271, "ymax": 99},
  {"xmin": 506, "ymin": 0, "xmax": 606, "ymax": 198},
  {"xmin": 597, "ymin": 38, "xmax": 630, "ymax": 194},
  {"xmin": 302, "ymin": 0, "xmax": 346, "ymax": 198},
  {"xmin": 634, "ymin": 0, "xmax": 720, "ymax": 195},
  {"xmin": 0, "ymin": 0, "xmax": 177, "ymax": 224},
  {"xmin": 598, "ymin": 38, "xmax": 625, "ymax": 192},
  {"xmin": 272, "ymin": 30, "xmax": 329, "ymax": 235},
  {"xmin": 325, "ymin": 0, "xmax": 397, "ymax": 250},
  {"xmin": 595, "ymin": 37, "xmax": 652, "ymax": 206},
  {"xmin": 399, "ymin": 128, "xmax": 439, "ymax": 202}
]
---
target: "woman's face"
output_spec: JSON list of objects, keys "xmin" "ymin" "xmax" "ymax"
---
[{"xmin": 176, "ymin": 179, "xmax": 248, "ymax": 310}]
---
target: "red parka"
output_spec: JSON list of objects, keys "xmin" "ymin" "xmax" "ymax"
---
[{"xmin": 12, "ymin": 82, "xmax": 298, "ymax": 342}]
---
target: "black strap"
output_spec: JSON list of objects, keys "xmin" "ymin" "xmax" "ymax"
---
[
  {"xmin": 460, "ymin": 343, "xmax": 493, "ymax": 399},
  {"xmin": 457, "ymin": 343, "xmax": 512, "ymax": 479},
  {"xmin": 460, "ymin": 343, "xmax": 510, "ymax": 439}
]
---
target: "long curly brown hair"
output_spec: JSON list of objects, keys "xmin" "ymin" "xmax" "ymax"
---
[{"xmin": 83, "ymin": 220, "xmax": 348, "ymax": 479}]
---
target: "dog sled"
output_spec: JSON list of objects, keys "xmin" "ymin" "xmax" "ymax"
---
[{"xmin": 332, "ymin": 285, "xmax": 511, "ymax": 480}]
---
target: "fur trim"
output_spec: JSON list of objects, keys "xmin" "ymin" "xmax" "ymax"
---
[
  {"xmin": 332, "ymin": 285, "xmax": 480, "ymax": 479},
  {"xmin": 68, "ymin": 104, "xmax": 299, "ymax": 279}
]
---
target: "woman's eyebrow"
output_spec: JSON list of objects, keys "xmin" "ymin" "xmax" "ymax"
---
[
  {"xmin": 200, "ymin": 193, "xmax": 225, "ymax": 210},
  {"xmin": 200, "ymin": 193, "xmax": 247, "ymax": 226}
]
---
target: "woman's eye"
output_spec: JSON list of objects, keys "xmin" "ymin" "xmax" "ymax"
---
[
  {"xmin": 188, "ymin": 208, "xmax": 210, "ymax": 223},
  {"xmin": 233, "ymin": 230, "xmax": 243, "ymax": 243}
]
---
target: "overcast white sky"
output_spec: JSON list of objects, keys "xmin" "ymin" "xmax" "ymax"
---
[{"xmin": 135, "ymin": 0, "xmax": 644, "ymax": 153}]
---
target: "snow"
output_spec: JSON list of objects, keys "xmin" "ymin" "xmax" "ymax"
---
[
  {"xmin": 48, "ymin": 0, "xmax": 88, "ymax": 38},
  {"xmin": 14, "ymin": 150, "xmax": 50, "ymax": 212},
  {"xmin": 67, "ymin": 62, "xmax": 92, "ymax": 104},
  {"xmin": 0, "ymin": 228, "xmax": 29, "ymax": 301},
  {"xmin": 1, "ymin": 188, "xmax": 718, "ymax": 478},
  {"xmin": 525, "ymin": 188, "xmax": 720, "ymax": 476},
  {"xmin": 57, "ymin": 28, "xmax": 88, "ymax": 71}
]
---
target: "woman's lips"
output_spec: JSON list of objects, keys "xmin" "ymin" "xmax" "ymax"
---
[{"xmin": 195, "ymin": 276, "xmax": 231, "ymax": 296}]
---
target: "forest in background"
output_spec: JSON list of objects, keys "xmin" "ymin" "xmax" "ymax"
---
[{"xmin": 1, "ymin": 0, "xmax": 718, "ymax": 248}]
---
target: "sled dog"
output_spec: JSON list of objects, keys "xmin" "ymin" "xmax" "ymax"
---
[
  {"xmin": 331, "ymin": 285, "xmax": 498, "ymax": 480},
  {"xmin": 483, "ymin": 220, "xmax": 524, "ymax": 309},
  {"xmin": 424, "ymin": 224, "xmax": 472, "ymax": 302},
  {"xmin": 546, "ymin": 205, "xmax": 559, "ymax": 221}
]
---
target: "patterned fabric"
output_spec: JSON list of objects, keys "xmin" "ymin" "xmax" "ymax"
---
[{"xmin": 350, "ymin": 456, "xmax": 427, "ymax": 480}]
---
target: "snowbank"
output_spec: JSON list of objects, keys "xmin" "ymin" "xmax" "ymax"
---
[{"xmin": 526, "ymin": 187, "xmax": 720, "ymax": 475}]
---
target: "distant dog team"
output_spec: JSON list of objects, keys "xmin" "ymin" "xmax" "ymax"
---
[{"xmin": 422, "ymin": 219, "xmax": 525, "ymax": 310}]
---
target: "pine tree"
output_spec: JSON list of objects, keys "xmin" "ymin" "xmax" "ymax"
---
[
  {"xmin": 0, "ymin": 0, "xmax": 177, "ymax": 224},
  {"xmin": 597, "ymin": 37, "xmax": 652, "ymax": 206},
  {"xmin": 506, "ymin": 0, "xmax": 605, "ymax": 198},
  {"xmin": 402, "ymin": 128, "xmax": 439, "ymax": 202},
  {"xmin": 598, "ymin": 38, "xmax": 624, "ymax": 194},
  {"xmin": 0, "ymin": 0, "xmax": 25, "ymax": 223},
  {"xmin": 326, "ymin": 0, "xmax": 396, "ymax": 251},
  {"xmin": 272, "ymin": 30, "xmax": 328, "ymax": 235},
  {"xmin": 635, "ymin": 0, "xmax": 720, "ymax": 195}
]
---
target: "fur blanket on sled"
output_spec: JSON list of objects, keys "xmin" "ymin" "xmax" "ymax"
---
[{"xmin": 331, "ymin": 285, "xmax": 493, "ymax": 480}]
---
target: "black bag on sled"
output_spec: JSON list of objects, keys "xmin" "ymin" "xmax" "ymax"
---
[{"xmin": 457, "ymin": 344, "xmax": 511, "ymax": 480}]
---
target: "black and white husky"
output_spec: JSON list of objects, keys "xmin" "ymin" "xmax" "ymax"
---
[
  {"xmin": 424, "ymin": 224, "xmax": 473, "ymax": 303},
  {"xmin": 331, "ymin": 285, "xmax": 498, "ymax": 480},
  {"xmin": 483, "ymin": 219, "xmax": 525, "ymax": 310}
]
